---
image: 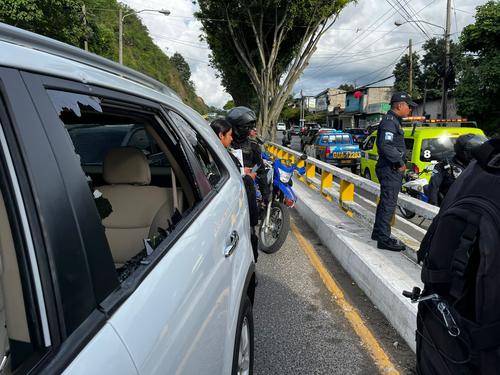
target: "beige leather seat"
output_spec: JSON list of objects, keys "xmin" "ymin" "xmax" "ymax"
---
[
  {"xmin": 0, "ymin": 191, "xmax": 31, "ymax": 358},
  {"xmin": 98, "ymin": 147, "xmax": 183, "ymax": 266}
]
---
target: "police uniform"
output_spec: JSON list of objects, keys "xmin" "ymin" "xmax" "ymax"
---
[
  {"xmin": 372, "ymin": 93, "xmax": 415, "ymax": 250},
  {"xmin": 427, "ymin": 157, "xmax": 465, "ymax": 206}
]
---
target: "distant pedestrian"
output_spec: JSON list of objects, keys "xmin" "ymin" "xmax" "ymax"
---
[{"xmin": 371, "ymin": 92, "xmax": 416, "ymax": 251}]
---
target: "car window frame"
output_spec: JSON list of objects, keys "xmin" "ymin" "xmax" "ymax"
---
[{"xmin": 16, "ymin": 71, "xmax": 234, "ymax": 372}]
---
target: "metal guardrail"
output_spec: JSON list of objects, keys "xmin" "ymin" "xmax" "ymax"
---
[{"xmin": 266, "ymin": 142, "xmax": 439, "ymax": 253}]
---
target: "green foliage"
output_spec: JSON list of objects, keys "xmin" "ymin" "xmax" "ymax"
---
[
  {"xmin": 223, "ymin": 100, "xmax": 235, "ymax": 110},
  {"xmin": 0, "ymin": 0, "xmax": 89, "ymax": 46},
  {"xmin": 456, "ymin": 1, "xmax": 500, "ymax": 136},
  {"xmin": 280, "ymin": 107, "xmax": 300, "ymax": 123},
  {"xmin": 420, "ymin": 37, "xmax": 462, "ymax": 100},
  {"xmin": 392, "ymin": 52, "xmax": 424, "ymax": 98},
  {"xmin": 0, "ymin": 0, "xmax": 207, "ymax": 114},
  {"xmin": 171, "ymin": 52, "xmax": 193, "ymax": 87},
  {"xmin": 305, "ymin": 113, "xmax": 326, "ymax": 123},
  {"xmin": 338, "ymin": 83, "xmax": 355, "ymax": 92}
]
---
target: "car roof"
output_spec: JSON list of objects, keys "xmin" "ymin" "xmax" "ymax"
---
[
  {"xmin": 0, "ymin": 23, "xmax": 211, "ymax": 137},
  {"xmin": 369, "ymin": 127, "xmax": 485, "ymax": 138}
]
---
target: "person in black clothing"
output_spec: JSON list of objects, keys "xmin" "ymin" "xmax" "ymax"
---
[
  {"xmin": 427, "ymin": 133, "xmax": 487, "ymax": 206},
  {"xmin": 371, "ymin": 92, "xmax": 416, "ymax": 251},
  {"xmin": 226, "ymin": 107, "xmax": 270, "ymax": 261}
]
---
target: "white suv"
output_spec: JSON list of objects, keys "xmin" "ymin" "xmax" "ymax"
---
[{"xmin": 0, "ymin": 23, "xmax": 255, "ymax": 374}]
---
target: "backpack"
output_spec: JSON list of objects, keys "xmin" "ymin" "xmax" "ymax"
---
[{"xmin": 413, "ymin": 139, "xmax": 500, "ymax": 375}]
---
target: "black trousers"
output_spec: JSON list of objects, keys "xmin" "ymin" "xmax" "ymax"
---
[
  {"xmin": 243, "ymin": 175, "xmax": 259, "ymax": 262},
  {"xmin": 372, "ymin": 183, "xmax": 400, "ymax": 242}
]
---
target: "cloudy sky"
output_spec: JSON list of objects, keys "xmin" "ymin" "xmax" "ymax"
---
[{"xmin": 121, "ymin": 0, "xmax": 484, "ymax": 108}]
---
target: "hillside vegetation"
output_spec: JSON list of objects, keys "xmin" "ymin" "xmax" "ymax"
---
[{"xmin": 0, "ymin": 0, "xmax": 208, "ymax": 114}]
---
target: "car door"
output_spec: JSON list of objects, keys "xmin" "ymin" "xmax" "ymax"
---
[{"xmin": 108, "ymin": 108, "xmax": 253, "ymax": 375}]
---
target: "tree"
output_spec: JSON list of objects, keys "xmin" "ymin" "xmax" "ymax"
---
[
  {"xmin": 455, "ymin": 1, "xmax": 500, "ymax": 136},
  {"xmin": 338, "ymin": 83, "xmax": 354, "ymax": 92},
  {"xmin": 0, "ymin": 0, "xmax": 90, "ymax": 47},
  {"xmin": 223, "ymin": 100, "xmax": 235, "ymax": 110},
  {"xmin": 170, "ymin": 52, "xmax": 193, "ymax": 88},
  {"xmin": 196, "ymin": 0, "xmax": 352, "ymax": 140},
  {"xmin": 420, "ymin": 37, "xmax": 462, "ymax": 100},
  {"xmin": 392, "ymin": 52, "xmax": 424, "ymax": 98}
]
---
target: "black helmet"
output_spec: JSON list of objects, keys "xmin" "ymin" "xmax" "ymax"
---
[
  {"xmin": 226, "ymin": 106, "xmax": 257, "ymax": 141},
  {"xmin": 454, "ymin": 133, "xmax": 488, "ymax": 165}
]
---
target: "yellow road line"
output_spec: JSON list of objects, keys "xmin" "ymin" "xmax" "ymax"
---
[{"xmin": 290, "ymin": 222, "xmax": 399, "ymax": 375}]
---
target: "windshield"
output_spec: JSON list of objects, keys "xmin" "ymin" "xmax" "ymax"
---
[{"xmin": 420, "ymin": 136, "xmax": 457, "ymax": 162}]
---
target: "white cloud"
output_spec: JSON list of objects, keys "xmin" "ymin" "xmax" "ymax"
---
[{"xmin": 121, "ymin": 0, "xmax": 482, "ymax": 106}]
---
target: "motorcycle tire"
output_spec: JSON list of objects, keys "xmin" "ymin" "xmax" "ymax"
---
[
  {"xmin": 398, "ymin": 205, "xmax": 416, "ymax": 219},
  {"xmin": 259, "ymin": 202, "xmax": 290, "ymax": 254}
]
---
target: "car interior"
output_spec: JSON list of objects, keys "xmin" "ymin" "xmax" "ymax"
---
[{"xmin": 49, "ymin": 91, "xmax": 199, "ymax": 272}]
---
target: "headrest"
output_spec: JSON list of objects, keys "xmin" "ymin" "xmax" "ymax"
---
[{"xmin": 103, "ymin": 147, "xmax": 151, "ymax": 185}]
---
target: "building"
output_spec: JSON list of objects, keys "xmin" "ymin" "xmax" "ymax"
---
[
  {"xmin": 341, "ymin": 86, "xmax": 392, "ymax": 129},
  {"xmin": 292, "ymin": 95, "xmax": 316, "ymax": 112},
  {"xmin": 314, "ymin": 88, "xmax": 346, "ymax": 126},
  {"xmin": 413, "ymin": 97, "xmax": 458, "ymax": 119}
]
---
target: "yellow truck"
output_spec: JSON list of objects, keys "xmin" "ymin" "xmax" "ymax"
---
[{"xmin": 360, "ymin": 125, "xmax": 487, "ymax": 183}]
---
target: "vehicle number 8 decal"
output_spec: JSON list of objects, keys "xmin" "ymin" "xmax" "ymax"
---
[{"xmin": 423, "ymin": 150, "xmax": 431, "ymax": 159}]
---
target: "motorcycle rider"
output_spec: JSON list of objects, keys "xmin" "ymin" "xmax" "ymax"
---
[
  {"xmin": 226, "ymin": 106, "xmax": 270, "ymax": 261},
  {"xmin": 427, "ymin": 133, "xmax": 487, "ymax": 206}
]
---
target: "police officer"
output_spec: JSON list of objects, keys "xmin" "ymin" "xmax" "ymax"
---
[
  {"xmin": 226, "ymin": 106, "xmax": 270, "ymax": 261},
  {"xmin": 371, "ymin": 92, "xmax": 416, "ymax": 251},
  {"xmin": 427, "ymin": 133, "xmax": 487, "ymax": 206}
]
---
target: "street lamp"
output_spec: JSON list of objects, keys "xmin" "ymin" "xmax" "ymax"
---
[
  {"xmin": 394, "ymin": 20, "xmax": 445, "ymax": 32},
  {"xmin": 119, "ymin": 8, "xmax": 170, "ymax": 65}
]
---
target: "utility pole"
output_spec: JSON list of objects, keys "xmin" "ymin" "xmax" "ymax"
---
[
  {"xmin": 119, "ymin": 7, "xmax": 123, "ymax": 64},
  {"xmin": 408, "ymin": 39, "xmax": 413, "ymax": 95},
  {"xmin": 441, "ymin": 0, "xmax": 452, "ymax": 119},
  {"xmin": 82, "ymin": 4, "xmax": 88, "ymax": 51}
]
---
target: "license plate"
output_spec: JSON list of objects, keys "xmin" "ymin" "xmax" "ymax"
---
[
  {"xmin": 340, "ymin": 159, "xmax": 352, "ymax": 164},
  {"xmin": 332, "ymin": 151, "xmax": 361, "ymax": 159}
]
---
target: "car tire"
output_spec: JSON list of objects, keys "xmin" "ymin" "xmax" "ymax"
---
[
  {"xmin": 363, "ymin": 168, "xmax": 371, "ymax": 180},
  {"xmin": 350, "ymin": 165, "xmax": 359, "ymax": 174},
  {"xmin": 231, "ymin": 295, "xmax": 254, "ymax": 375}
]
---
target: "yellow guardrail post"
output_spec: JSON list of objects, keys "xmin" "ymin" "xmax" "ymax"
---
[
  {"xmin": 339, "ymin": 179, "xmax": 354, "ymax": 217},
  {"xmin": 297, "ymin": 158, "xmax": 306, "ymax": 182},
  {"xmin": 320, "ymin": 169, "xmax": 333, "ymax": 202},
  {"xmin": 305, "ymin": 161, "xmax": 316, "ymax": 189}
]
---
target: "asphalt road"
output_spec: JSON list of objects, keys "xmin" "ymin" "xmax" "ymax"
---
[{"xmin": 253, "ymin": 210, "xmax": 416, "ymax": 374}]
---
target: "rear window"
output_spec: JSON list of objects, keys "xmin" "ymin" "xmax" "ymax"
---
[
  {"xmin": 420, "ymin": 137, "xmax": 456, "ymax": 162},
  {"xmin": 324, "ymin": 134, "xmax": 351, "ymax": 144}
]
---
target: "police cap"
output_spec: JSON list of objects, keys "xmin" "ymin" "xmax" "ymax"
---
[{"xmin": 390, "ymin": 91, "xmax": 417, "ymax": 107}]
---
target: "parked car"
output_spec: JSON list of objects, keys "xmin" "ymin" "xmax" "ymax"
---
[
  {"xmin": 300, "ymin": 125, "xmax": 327, "ymax": 151},
  {"xmin": 304, "ymin": 130, "xmax": 361, "ymax": 173},
  {"xmin": 360, "ymin": 126, "xmax": 486, "ymax": 182},
  {"xmin": 0, "ymin": 23, "xmax": 255, "ymax": 375},
  {"xmin": 344, "ymin": 128, "xmax": 368, "ymax": 145},
  {"xmin": 300, "ymin": 122, "xmax": 320, "ymax": 136},
  {"xmin": 276, "ymin": 122, "xmax": 286, "ymax": 131}
]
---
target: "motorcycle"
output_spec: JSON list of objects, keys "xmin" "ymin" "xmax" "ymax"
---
[
  {"xmin": 256, "ymin": 151, "xmax": 307, "ymax": 254},
  {"xmin": 398, "ymin": 163, "xmax": 436, "ymax": 219}
]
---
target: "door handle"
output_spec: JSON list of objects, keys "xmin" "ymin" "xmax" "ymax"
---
[{"xmin": 224, "ymin": 231, "xmax": 239, "ymax": 257}]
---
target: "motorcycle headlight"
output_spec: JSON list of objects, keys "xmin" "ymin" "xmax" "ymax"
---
[{"xmin": 278, "ymin": 168, "xmax": 292, "ymax": 183}]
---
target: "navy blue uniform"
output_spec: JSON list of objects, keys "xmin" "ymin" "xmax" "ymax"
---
[{"xmin": 372, "ymin": 110, "xmax": 406, "ymax": 242}]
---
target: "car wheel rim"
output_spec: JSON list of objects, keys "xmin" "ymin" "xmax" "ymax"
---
[
  {"xmin": 260, "ymin": 207, "xmax": 282, "ymax": 247},
  {"xmin": 237, "ymin": 317, "xmax": 250, "ymax": 375}
]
